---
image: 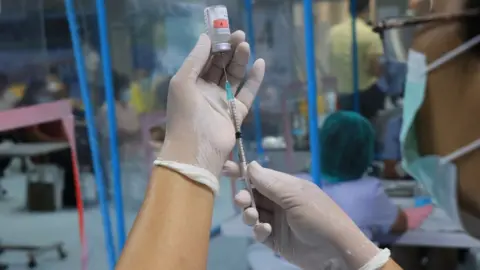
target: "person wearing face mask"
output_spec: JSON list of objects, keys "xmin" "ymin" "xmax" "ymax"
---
[
  {"xmin": 45, "ymin": 67, "xmax": 68, "ymax": 100},
  {"xmin": 393, "ymin": 0, "xmax": 480, "ymax": 268},
  {"xmin": 97, "ymin": 72, "xmax": 141, "ymax": 200}
]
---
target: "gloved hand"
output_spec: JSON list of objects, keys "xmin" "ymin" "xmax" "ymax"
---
[
  {"xmin": 223, "ymin": 161, "xmax": 386, "ymax": 270},
  {"xmin": 159, "ymin": 31, "xmax": 265, "ymax": 177}
]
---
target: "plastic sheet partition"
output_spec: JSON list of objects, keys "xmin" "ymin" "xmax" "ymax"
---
[
  {"xmin": 64, "ymin": 0, "xmax": 117, "ymax": 269},
  {"xmin": 95, "ymin": 0, "xmax": 127, "ymax": 252},
  {"xmin": 0, "ymin": 0, "xmax": 415, "ymax": 268}
]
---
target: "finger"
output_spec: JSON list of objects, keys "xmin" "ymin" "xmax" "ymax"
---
[
  {"xmin": 243, "ymin": 207, "xmax": 259, "ymax": 226},
  {"xmin": 222, "ymin": 160, "xmax": 241, "ymax": 178},
  {"xmin": 202, "ymin": 31, "xmax": 245, "ymax": 84},
  {"xmin": 221, "ymin": 42, "xmax": 250, "ymax": 88},
  {"xmin": 253, "ymin": 223, "xmax": 272, "ymax": 243},
  {"xmin": 257, "ymin": 208, "xmax": 273, "ymax": 225},
  {"xmin": 234, "ymin": 190, "xmax": 252, "ymax": 209},
  {"xmin": 247, "ymin": 161, "xmax": 299, "ymax": 209},
  {"xmin": 236, "ymin": 59, "xmax": 265, "ymax": 116},
  {"xmin": 175, "ymin": 34, "xmax": 211, "ymax": 83},
  {"xmin": 253, "ymin": 189, "xmax": 275, "ymax": 212}
]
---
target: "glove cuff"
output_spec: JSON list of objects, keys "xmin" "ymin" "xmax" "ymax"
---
[
  {"xmin": 358, "ymin": 248, "xmax": 391, "ymax": 270},
  {"xmin": 154, "ymin": 159, "xmax": 219, "ymax": 195}
]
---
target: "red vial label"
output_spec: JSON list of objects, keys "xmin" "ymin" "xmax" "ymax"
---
[{"xmin": 213, "ymin": 19, "xmax": 229, "ymax": 29}]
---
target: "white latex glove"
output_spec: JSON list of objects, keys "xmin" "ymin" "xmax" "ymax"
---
[
  {"xmin": 223, "ymin": 161, "xmax": 384, "ymax": 270},
  {"xmin": 159, "ymin": 32, "xmax": 265, "ymax": 177}
]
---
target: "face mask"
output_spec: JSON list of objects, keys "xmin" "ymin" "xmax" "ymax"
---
[
  {"xmin": 400, "ymin": 34, "xmax": 480, "ymax": 238},
  {"xmin": 47, "ymin": 81, "xmax": 62, "ymax": 93}
]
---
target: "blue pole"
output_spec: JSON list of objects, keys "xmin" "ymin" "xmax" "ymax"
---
[
  {"xmin": 244, "ymin": 0, "xmax": 265, "ymax": 165},
  {"xmin": 302, "ymin": 0, "xmax": 321, "ymax": 186},
  {"xmin": 63, "ymin": 0, "xmax": 117, "ymax": 268},
  {"xmin": 95, "ymin": 0, "xmax": 126, "ymax": 252},
  {"xmin": 350, "ymin": 0, "xmax": 360, "ymax": 112}
]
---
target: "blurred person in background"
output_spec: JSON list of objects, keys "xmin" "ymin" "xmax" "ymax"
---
[
  {"xmin": 315, "ymin": 112, "xmax": 431, "ymax": 238},
  {"xmin": 316, "ymin": 111, "xmax": 459, "ymax": 270},
  {"xmin": 97, "ymin": 71, "xmax": 141, "ymax": 199},
  {"xmin": 329, "ymin": 0, "xmax": 384, "ymax": 120},
  {"xmin": 45, "ymin": 66, "xmax": 68, "ymax": 101},
  {"xmin": 98, "ymin": 71, "xmax": 140, "ymax": 155},
  {"xmin": 129, "ymin": 69, "xmax": 156, "ymax": 114}
]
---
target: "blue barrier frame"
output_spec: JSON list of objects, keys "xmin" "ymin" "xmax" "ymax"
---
[
  {"xmin": 302, "ymin": 0, "xmax": 321, "ymax": 186},
  {"xmin": 64, "ymin": 0, "xmax": 117, "ymax": 268},
  {"xmin": 94, "ymin": 0, "xmax": 127, "ymax": 252}
]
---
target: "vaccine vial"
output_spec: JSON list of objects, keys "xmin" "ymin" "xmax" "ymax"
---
[{"xmin": 204, "ymin": 5, "xmax": 231, "ymax": 53}]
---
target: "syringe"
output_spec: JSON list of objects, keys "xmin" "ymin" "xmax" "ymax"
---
[{"xmin": 223, "ymin": 64, "xmax": 258, "ymax": 214}]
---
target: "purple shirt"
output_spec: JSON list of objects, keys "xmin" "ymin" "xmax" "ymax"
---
[{"xmin": 297, "ymin": 174, "xmax": 399, "ymax": 240}]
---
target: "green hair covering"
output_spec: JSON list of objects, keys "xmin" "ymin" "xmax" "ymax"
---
[{"xmin": 320, "ymin": 111, "xmax": 375, "ymax": 183}]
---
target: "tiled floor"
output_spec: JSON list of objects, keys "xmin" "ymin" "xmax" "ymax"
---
[{"xmin": 0, "ymin": 173, "xmax": 250, "ymax": 270}]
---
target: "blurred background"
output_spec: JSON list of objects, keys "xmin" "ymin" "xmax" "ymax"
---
[{"xmin": 0, "ymin": 0, "xmax": 478, "ymax": 270}]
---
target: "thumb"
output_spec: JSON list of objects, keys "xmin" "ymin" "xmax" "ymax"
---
[
  {"xmin": 247, "ymin": 161, "xmax": 298, "ymax": 208},
  {"xmin": 176, "ymin": 34, "xmax": 211, "ymax": 82}
]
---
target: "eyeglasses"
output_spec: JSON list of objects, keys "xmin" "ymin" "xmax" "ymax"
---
[{"xmin": 371, "ymin": 9, "xmax": 480, "ymax": 35}]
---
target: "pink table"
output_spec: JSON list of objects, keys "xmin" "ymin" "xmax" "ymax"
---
[{"xmin": 0, "ymin": 100, "xmax": 87, "ymax": 265}]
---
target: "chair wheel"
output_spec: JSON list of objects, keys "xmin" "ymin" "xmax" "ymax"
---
[{"xmin": 28, "ymin": 259, "xmax": 37, "ymax": 269}]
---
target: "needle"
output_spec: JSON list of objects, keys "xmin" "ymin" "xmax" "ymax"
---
[{"xmin": 221, "ymin": 55, "xmax": 258, "ymax": 213}]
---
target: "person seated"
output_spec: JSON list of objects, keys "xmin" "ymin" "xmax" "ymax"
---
[
  {"xmin": 318, "ymin": 111, "xmax": 458, "ymax": 270},
  {"xmin": 318, "ymin": 111, "xmax": 412, "ymax": 239}
]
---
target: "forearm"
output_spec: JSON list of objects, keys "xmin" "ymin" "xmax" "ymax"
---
[
  {"xmin": 382, "ymin": 259, "xmax": 403, "ymax": 270},
  {"xmin": 116, "ymin": 166, "xmax": 215, "ymax": 270}
]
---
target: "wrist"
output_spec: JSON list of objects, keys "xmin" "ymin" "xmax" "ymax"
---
[
  {"xmin": 329, "ymin": 226, "xmax": 380, "ymax": 269},
  {"xmin": 158, "ymin": 138, "xmax": 225, "ymax": 177}
]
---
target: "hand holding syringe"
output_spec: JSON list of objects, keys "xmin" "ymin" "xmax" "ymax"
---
[{"xmin": 205, "ymin": 5, "xmax": 264, "ymax": 228}]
